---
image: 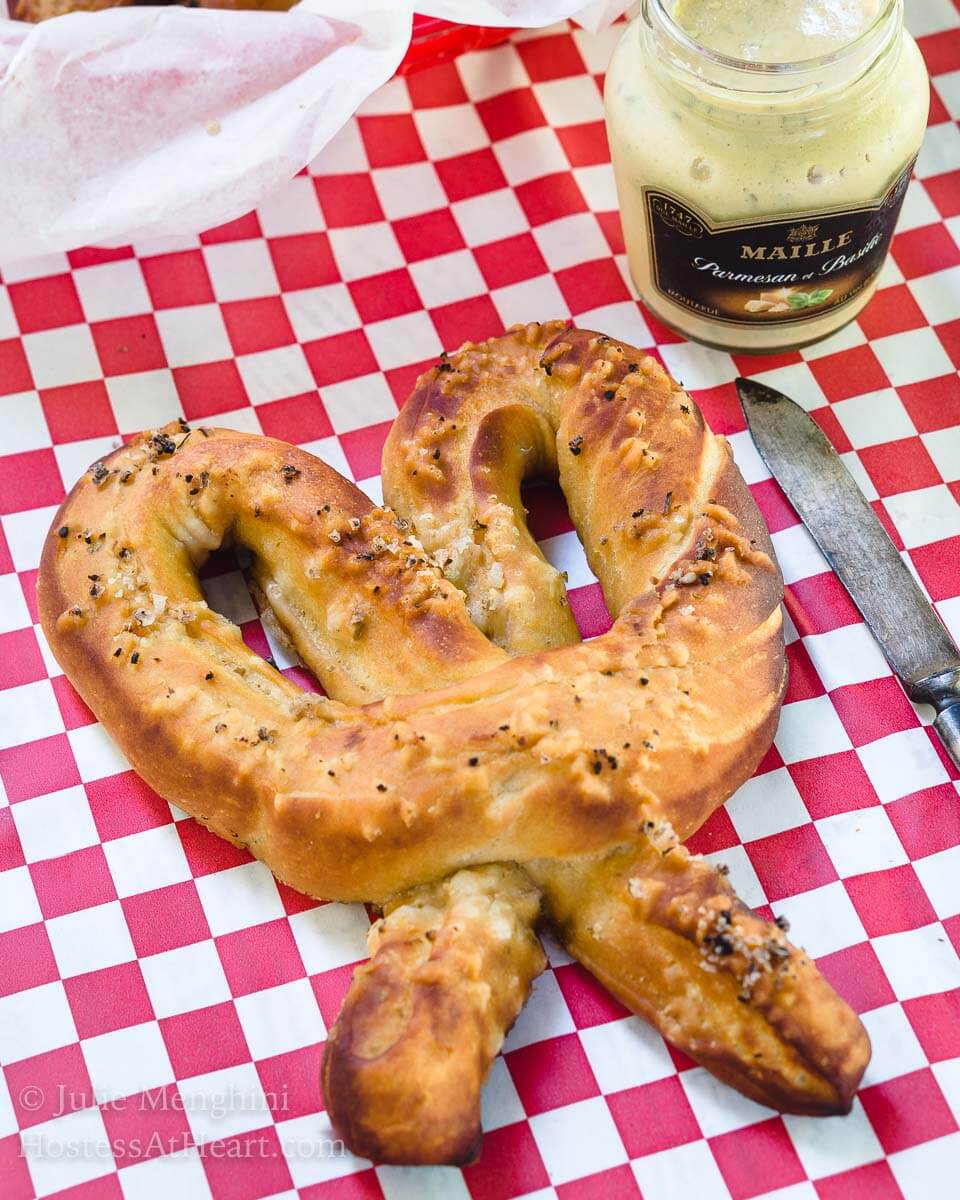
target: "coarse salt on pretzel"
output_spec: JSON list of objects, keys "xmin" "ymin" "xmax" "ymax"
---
[{"xmin": 38, "ymin": 320, "xmax": 870, "ymax": 1165}]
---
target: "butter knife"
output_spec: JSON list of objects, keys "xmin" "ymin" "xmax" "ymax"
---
[{"xmin": 737, "ymin": 376, "xmax": 960, "ymax": 771}]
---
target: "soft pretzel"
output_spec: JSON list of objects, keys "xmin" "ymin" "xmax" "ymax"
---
[
  {"xmin": 13, "ymin": 0, "xmax": 294, "ymax": 21},
  {"xmin": 38, "ymin": 321, "xmax": 869, "ymax": 1165}
]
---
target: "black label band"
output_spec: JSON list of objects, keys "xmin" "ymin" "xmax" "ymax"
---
[{"xmin": 643, "ymin": 160, "xmax": 915, "ymax": 327}]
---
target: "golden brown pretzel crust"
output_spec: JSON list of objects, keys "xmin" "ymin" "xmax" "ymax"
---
[
  {"xmin": 323, "ymin": 865, "xmax": 545, "ymax": 1164},
  {"xmin": 14, "ymin": 0, "xmax": 294, "ymax": 21},
  {"xmin": 38, "ymin": 321, "xmax": 869, "ymax": 1162}
]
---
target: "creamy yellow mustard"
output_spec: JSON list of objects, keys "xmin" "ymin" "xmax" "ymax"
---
[
  {"xmin": 671, "ymin": 0, "xmax": 883, "ymax": 63},
  {"xmin": 605, "ymin": 0, "xmax": 929, "ymax": 351}
]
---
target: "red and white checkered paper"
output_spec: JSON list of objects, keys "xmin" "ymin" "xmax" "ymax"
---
[{"xmin": 2, "ymin": 5, "xmax": 960, "ymax": 1199}]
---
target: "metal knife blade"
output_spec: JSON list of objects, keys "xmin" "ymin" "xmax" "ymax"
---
[{"xmin": 737, "ymin": 376, "xmax": 960, "ymax": 771}]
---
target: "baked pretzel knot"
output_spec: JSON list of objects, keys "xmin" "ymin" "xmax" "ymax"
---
[{"xmin": 39, "ymin": 321, "xmax": 870, "ymax": 1165}]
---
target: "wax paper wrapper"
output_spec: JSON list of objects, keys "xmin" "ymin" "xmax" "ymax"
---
[{"xmin": 0, "ymin": 0, "xmax": 631, "ymax": 261}]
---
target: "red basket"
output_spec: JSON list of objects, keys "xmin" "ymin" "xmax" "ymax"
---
[{"xmin": 398, "ymin": 14, "xmax": 514, "ymax": 74}]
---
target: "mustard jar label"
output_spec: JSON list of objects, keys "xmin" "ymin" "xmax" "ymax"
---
[{"xmin": 642, "ymin": 160, "xmax": 914, "ymax": 327}]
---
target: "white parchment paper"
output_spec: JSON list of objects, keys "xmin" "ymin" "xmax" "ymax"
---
[{"xmin": 0, "ymin": 0, "xmax": 629, "ymax": 260}]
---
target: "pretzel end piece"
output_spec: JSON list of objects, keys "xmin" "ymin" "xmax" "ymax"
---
[{"xmin": 322, "ymin": 865, "xmax": 546, "ymax": 1165}]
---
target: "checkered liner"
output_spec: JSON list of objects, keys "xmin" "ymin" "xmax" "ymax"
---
[{"xmin": 1, "ymin": 5, "xmax": 960, "ymax": 1199}]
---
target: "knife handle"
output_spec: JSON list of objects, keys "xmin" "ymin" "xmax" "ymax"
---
[
  {"xmin": 934, "ymin": 706, "xmax": 960, "ymax": 774},
  {"xmin": 911, "ymin": 669, "xmax": 960, "ymax": 774}
]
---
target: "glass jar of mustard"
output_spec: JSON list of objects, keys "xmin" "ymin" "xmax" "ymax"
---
[{"xmin": 604, "ymin": 0, "xmax": 929, "ymax": 352}]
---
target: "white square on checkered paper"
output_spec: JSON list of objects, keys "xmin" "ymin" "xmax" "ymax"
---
[
  {"xmin": 327, "ymin": 223, "xmax": 403, "ymax": 284},
  {"xmin": 0, "ymin": 252, "xmax": 69, "ymax": 283},
  {"xmin": 20, "ymin": 1103, "xmax": 113, "ymax": 1197},
  {"xmin": 320, "ymin": 372, "xmax": 395, "ymax": 436},
  {"xmin": 885, "ymin": 484, "xmax": 960, "ymax": 549},
  {"xmin": 889, "ymin": 1131, "xmax": 960, "ymax": 1200},
  {"xmin": 860, "ymin": 1003, "xmax": 928, "ymax": 1085},
  {"xmin": 82, "ymin": 1020, "xmax": 174, "ymax": 1103},
  {"xmin": 775, "ymin": 695, "xmax": 852, "ymax": 764},
  {"xmin": 872, "ymin": 922, "xmax": 960, "ymax": 1001},
  {"xmin": 278, "ymin": 1110, "xmax": 371, "ymax": 1188},
  {"xmin": 784, "ymin": 1097, "xmax": 883, "ymax": 1179},
  {"xmin": 503, "ymin": 969, "xmax": 575, "ymax": 1052},
  {"xmin": 456, "ymin": 41, "xmax": 528, "ymax": 103},
  {"xmin": 73, "ymin": 260, "xmax": 151, "ymax": 323},
  {"xmin": 804, "ymin": 623, "xmax": 892, "ymax": 691},
  {"xmin": 235, "ymin": 978, "xmax": 325, "ymax": 1061},
  {"xmin": 580, "ymin": 1014, "xmax": 675, "ymax": 1094},
  {"xmin": 771, "ymin": 882, "xmax": 867, "ymax": 958},
  {"xmin": 154, "ymin": 305, "xmax": 232, "ymax": 368},
  {"xmin": 682, "ymin": 1066, "xmax": 775, "ymax": 1137},
  {"xmin": 909, "ymin": 264, "xmax": 960, "ymax": 326},
  {"xmin": 47, "ymin": 900, "xmax": 135, "ymax": 979},
  {"xmin": 573, "ymin": 163, "xmax": 618, "ymax": 213},
  {"xmin": 0, "ymin": 571, "xmax": 31, "ymax": 634},
  {"xmin": 935, "ymin": 69, "xmax": 960, "ymax": 121},
  {"xmin": 105, "ymin": 369, "xmax": 181, "ymax": 434},
  {"xmin": 933, "ymin": 1059, "xmax": 960, "ymax": 1126},
  {"xmin": 22, "ymin": 325, "xmax": 101, "ymax": 390},
  {"xmin": 377, "ymin": 1164, "xmax": 470, "ymax": 1200},
  {"xmin": 816, "ymin": 806, "xmax": 909, "ymax": 878},
  {"xmin": 117, "ymin": 1145, "xmax": 213, "ymax": 1200},
  {"xmin": 140, "ymin": 940, "xmax": 231, "ymax": 1019},
  {"xmin": 858, "ymin": 726, "xmax": 950, "ymax": 803},
  {"xmin": 366, "ymin": 311, "xmax": 443, "ymax": 372},
  {"xmin": 372, "ymin": 164, "xmax": 446, "ymax": 223},
  {"xmin": 632, "ymin": 1140, "xmax": 732, "ymax": 1200},
  {"xmin": 102, "ymin": 823, "xmax": 192, "ymax": 899},
  {"xmin": 67, "ymin": 722, "xmax": 131, "ymax": 783},
  {"xmin": 195, "ymin": 861, "xmax": 285, "ymax": 939},
  {"xmin": 12, "ymin": 784, "xmax": 98, "ymax": 864},
  {"xmin": 236, "ymin": 344, "xmax": 315, "ymax": 407},
  {"xmin": 533, "ymin": 213, "xmax": 609, "ymax": 273},
  {"xmin": 535, "ymin": 76, "xmax": 604, "ymax": 128},
  {"xmin": 409, "ymin": 251, "xmax": 486, "ymax": 311},
  {"xmin": 492, "ymin": 275, "xmax": 569, "ymax": 334},
  {"xmin": 658, "ymin": 341, "xmax": 737, "ymax": 392},
  {"xmin": 833, "ymin": 388, "xmax": 915, "ymax": 449},
  {"xmin": 203, "ymin": 241, "xmax": 280, "ymax": 303},
  {"xmin": 495, "ymin": 127, "xmax": 569, "ymax": 188},
  {"xmin": 0, "ymin": 863, "xmax": 42, "ymax": 933},
  {"xmin": 914, "ymin": 844, "xmax": 960, "ymax": 920},
  {"xmin": 0, "ymin": 981, "xmax": 77, "ymax": 1062},
  {"xmin": 529, "ymin": 1095, "xmax": 627, "ymax": 1186},
  {"xmin": 479, "ymin": 1056, "xmax": 525, "ymax": 1132},
  {"xmin": 415, "ymin": 104, "xmax": 489, "ymax": 161},
  {"xmin": 906, "ymin": 0, "xmax": 960, "ymax": 36},
  {"xmin": 896, "ymin": 179, "xmax": 941, "ymax": 233},
  {"xmin": 452, "ymin": 190, "xmax": 529, "ymax": 247},
  {"xmin": 3, "ymin": 391, "xmax": 48, "ymax": 455},
  {"xmin": 923, "ymin": 425, "xmax": 960, "ymax": 483},
  {"xmin": 179, "ymin": 1062, "xmax": 270, "ymax": 1145},
  {"xmin": 872, "ymin": 327, "xmax": 955, "ymax": 388},
  {"xmin": 0, "ymin": 679, "xmax": 62, "ymax": 753},
  {"xmin": 917, "ymin": 121, "xmax": 960, "ymax": 180},
  {"xmin": 288, "ymin": 901, "xmax": 370, "ymax": 975},
  {"xmin": 725, "ymin": 767, "xmax": 810, "ymax": 843}
]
